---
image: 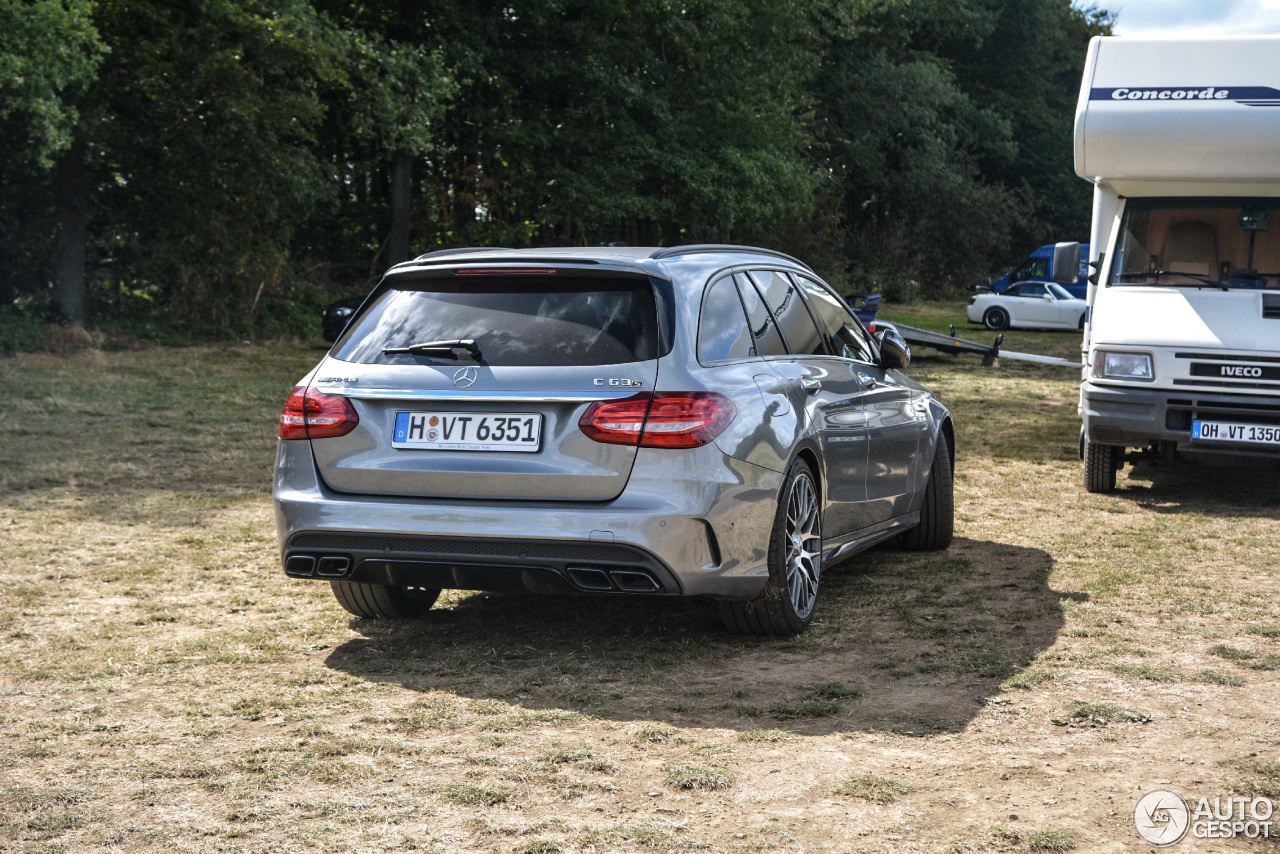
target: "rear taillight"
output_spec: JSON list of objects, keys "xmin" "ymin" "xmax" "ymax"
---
[
  {"xmin": 866, "ymin": 322, "xmax": 877, "ymax": 334},
  {"xmin": 279, "ymin": 386, "xmax": 360, "ymax": 440},
  {"xmin": 579, "ymin": 392, "xmax": 736, "ymax": 448}
]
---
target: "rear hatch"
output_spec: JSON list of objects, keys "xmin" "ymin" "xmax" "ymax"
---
[{"xmin": 311, "ymin": 267, "xmax": 666, "ymax": 501}]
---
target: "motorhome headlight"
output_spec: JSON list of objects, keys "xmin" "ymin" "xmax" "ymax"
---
[{"xmin": 1093, "ymin": 350, "xmax": 1153, "ymax": 381}]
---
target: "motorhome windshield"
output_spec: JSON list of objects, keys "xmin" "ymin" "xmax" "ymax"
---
[{"xmin": 1110, "ymin": 198, "xmax": 1280, "ymax": 289}]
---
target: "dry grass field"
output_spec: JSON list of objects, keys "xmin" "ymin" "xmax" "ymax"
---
[{"xmin": 2, "ymin": 303, "xmax": 1279, "ymax": 853}]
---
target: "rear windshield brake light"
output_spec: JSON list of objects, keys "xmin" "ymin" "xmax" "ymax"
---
[{"xmin": 455, "ymin": 268, "xmax": 558, "ymax": 275}]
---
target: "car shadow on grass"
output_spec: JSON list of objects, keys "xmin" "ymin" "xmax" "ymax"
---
[
  {"xmin": 1116, "ymin": 456, "xmax": 1280, "ymax": 516},
  {"xmin": 323, "ymin": 536, "xmax": 1083, "ymax": 736}
]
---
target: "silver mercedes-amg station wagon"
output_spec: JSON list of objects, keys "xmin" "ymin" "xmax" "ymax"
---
[{"xmin": 274, "ymin": 245, "xmax": 954, "ymax": 635}]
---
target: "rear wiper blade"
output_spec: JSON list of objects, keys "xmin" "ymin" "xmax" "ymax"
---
[
  {"xmin": 1114, "ymin": 271, "xmax": 1228, "ymax": 290},
  {"xmin": 382, "ymin": 338, "xmax": 482, "ymax": 359}
]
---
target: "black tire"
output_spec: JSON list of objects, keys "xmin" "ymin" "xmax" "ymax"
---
[
  {"xmin": 1077, "ymin": 312, "xmax": 1086, "ymax": 331},
  {"xmin": 983, "ymin": 306, "xmax": 1010, "ymax": 330},
  {"xmin": 330, "ymin": 580, "xmax": 440, "ymax": 619},
  {"xmin": 720, "ymin": 459, "xmax": 822, "ymax": 637},
  {"xmin": 1083, "ymin": 438, "xmax": 1121, "ymax": 493},
  {"xmin": 901, "ymin": 438, "xmax": 954, "ymax": 551}
]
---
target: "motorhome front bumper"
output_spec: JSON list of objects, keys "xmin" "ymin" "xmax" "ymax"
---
[{"xmin": 1083, "ymin": 382, "xmax": 1280, "ymax": 457}]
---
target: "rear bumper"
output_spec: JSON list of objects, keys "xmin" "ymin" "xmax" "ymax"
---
[
  {"xmin": 272, "ymin": 440, "xmax": 783, "ymax": 600},
  {"xmin": 283, "ymin": 531, "xmax": 682, "ymax": 595},
  {"xmin": 1082, "ymin": 381, "xmax": 1280, "ymax": 459}
]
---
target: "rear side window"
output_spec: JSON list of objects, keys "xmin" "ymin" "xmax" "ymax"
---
[
  {"xmin": 747, "ymin": 270, "xmax": 827, "ymax": 356},
  {"xmin": 333, "ymin": 277, "xmax": 660, "ymax": 366},
  {"xmin": 733, "ymin": 274, "xmax": 787, "ymax": 357},
  {"xmin": 794, "ymin": 275, "xmax": 877, "ymax": 363},
  {"xmin": 698, "ymin": 276, "xmax": 755, "ymax": 362}
]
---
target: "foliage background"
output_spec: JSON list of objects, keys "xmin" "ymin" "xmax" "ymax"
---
[{"xmin": 0, "ymin": 0, "xmax": 1112, "ymax": 345}]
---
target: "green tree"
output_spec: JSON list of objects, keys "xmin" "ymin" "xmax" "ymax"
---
[
  {"xmin": 344, "ymin": 0, "xmax": 822, "ymax": 251},
  {"xmin": 0, "ymin": 0, "xmax": 104, "ymax": 167},
  {"xmin": 938, "ymin": 0, "xmax": 1115, "ymax": 253},
  {"xmin": 83, "ymin": 0, "xmax": 348, "ymax": 332},
  {"xmin": 304, "ymin": 10, "xmax": 453, "ymax": 276},
  {"xmin": 813, "ymin": 0, "xmax": 1024, "ymax": 293},
  {"xmin": 0, "ymin": 0, "xmax": 104, "ymax": 316}
]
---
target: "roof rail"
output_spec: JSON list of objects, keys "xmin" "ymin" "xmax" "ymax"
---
[{"xmin": 649, "ymin": 244, "xmax": 812, "ymax": 271}]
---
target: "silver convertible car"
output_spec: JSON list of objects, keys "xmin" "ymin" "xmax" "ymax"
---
[{"xmin": 274, "ymin": 245, "xmax": 955, "ymax": 635}]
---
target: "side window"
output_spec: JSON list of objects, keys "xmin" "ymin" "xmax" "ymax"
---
[
  {"xmin": 1023, "ymin": 283, "xmax": 1047, "ymax": 297},
  {"xmin": 794, "ymin": 275, "xmax": 877, "ymax": 363},
  {"xmin": 1028, "ymin": 258, "xmax": 1048, "ymax": 279},
  {"xmin": 732, "ymin": 274, "xmax": 787, "ymax": 357},
  {"xmin": 698, "ymin": 276, "xmax": 756, "ymax": 362},
  {"xmin": 747, "ymin": 270, "xmax": 827, "ymax": 356}
]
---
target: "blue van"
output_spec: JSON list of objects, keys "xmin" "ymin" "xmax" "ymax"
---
[{"xmin": 992, "ymin": 243, "xmax": 1090, "ymax": 299}]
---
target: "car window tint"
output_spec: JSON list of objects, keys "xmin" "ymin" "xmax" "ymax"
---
[
  {"xmin": 793, "ymin": 275, "xmax": 877, "ymax": 363},
  {"xmin": 732, "ymin": 273, "xmax": 787, "ymax": 357},
  {"xmin": 333, "ymin": 277, "xmax": 658, "ymax": 367},
  {"xmin": 747, "ymin": 270, "xmax": 827, "ymax": 356},
  {"xmin": 698, "ymin": 275, "xmax": 755, "ymax": 362},
  {"xmin": 1047, "ymin": 283, "xmax": 1072, "ymax": 300},
  {"xmin": 1022, "ymin": 284, "xmax": 1047, "ymax": 297}
]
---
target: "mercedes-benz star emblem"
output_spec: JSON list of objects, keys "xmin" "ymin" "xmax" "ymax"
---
[{"xmin": 453, "ymin": 367, "xmax": 478, "ymax": 388}]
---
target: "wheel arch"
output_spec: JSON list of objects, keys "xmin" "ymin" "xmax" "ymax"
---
[
  {"xmin": 939, "ymin": 416, "xmax": 956, "ymax": 469},
  {"xmin": 791, "ymin": 441, "xmax": 824, "ymax": 506}
]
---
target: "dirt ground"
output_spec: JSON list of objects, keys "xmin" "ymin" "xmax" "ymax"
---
[{"xmin": 2, "ymin": 322, "xmax": 1279, "ymax": 852}]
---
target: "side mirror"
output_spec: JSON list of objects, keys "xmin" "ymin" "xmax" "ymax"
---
[
  {"xmin": 1052, "ymin": 242, "xmax": 1081, "ymax": 283},
  {"xmin": 875, "ymin": 327, "xmax": 910, "ymax": 370}
]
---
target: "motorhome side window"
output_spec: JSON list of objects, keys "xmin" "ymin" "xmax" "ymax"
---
[{"xmin": 1110, "ymin": 198, "xmax": 1280, "ymax": 289}]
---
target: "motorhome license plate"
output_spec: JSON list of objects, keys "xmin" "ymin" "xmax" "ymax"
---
[
  {"xmin": 1192, "ymin": 420, "xmax": 1280, "ymax": 446},
  {"xmin": 393, "ymin": 411, "xmax": 542, "ymax": 452}
]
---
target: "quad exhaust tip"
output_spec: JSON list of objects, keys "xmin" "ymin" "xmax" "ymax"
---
[
  {"xmin": 566, "ymin": 566, "xmax": 661, "ymax": 593},
  {"xmin": 285, "ymin": 553, "xmax": 351, "ymax": 579},
  {"xmin": 610, "ymin": 570, "xmax": 660, "ymax": 592},
  {"xmin": 566, "ymin": 567, "xmax": 613, "ymax": 590}
]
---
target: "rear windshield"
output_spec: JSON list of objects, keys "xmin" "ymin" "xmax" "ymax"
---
[{"xmin": 332, "ymin": 276, "xmax": 661, "ymax": 367}]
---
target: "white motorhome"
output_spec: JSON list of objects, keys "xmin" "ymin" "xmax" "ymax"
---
[{"xmin": 1074, "ymin": 35, "xmax": 1280, "ymax": 492}]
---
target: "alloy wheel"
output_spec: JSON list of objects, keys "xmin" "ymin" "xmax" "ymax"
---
[{"xmin": 785, "ymin": 471, "xmax": 822, "ymax": 619}]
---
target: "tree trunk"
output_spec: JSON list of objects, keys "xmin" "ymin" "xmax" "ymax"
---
[
  {"xmin": 53, "ymin": 139, "xmax": 87, "ymax": 324},
  {"xmin": 387, "ymin": 149, "xmax": 412, "ymax": 268}
]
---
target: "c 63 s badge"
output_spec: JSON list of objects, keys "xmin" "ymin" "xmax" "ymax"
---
[{"xmin": 594, "ymin": 378, "xmax": 644, "ymax": 387}]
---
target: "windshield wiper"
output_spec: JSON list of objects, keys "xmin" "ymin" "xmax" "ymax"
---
[
  {"xmin": 383, "ymin": 338, "xmax": 482, "ymax": 359},
  {"xmin": 1114, "ymin": 271, "xmax": 1228, "ymax": 290}
]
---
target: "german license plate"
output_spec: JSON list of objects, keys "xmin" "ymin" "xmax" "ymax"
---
[
  {"xmin": 392, "ymin": 411, "xmax": 542, "ymax": 452},
  {"xmin": 1192, "ymin": 420, "xmax": 1280, "ymax": 446}
]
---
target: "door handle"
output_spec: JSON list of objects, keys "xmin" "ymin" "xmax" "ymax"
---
[
  {"xmin": 857, "ymin": 372, "xmax": 878, "ymax": 390},
  {"xmin": 800, "ymin": 377, "xmax": 822, "ymax": 394}
]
